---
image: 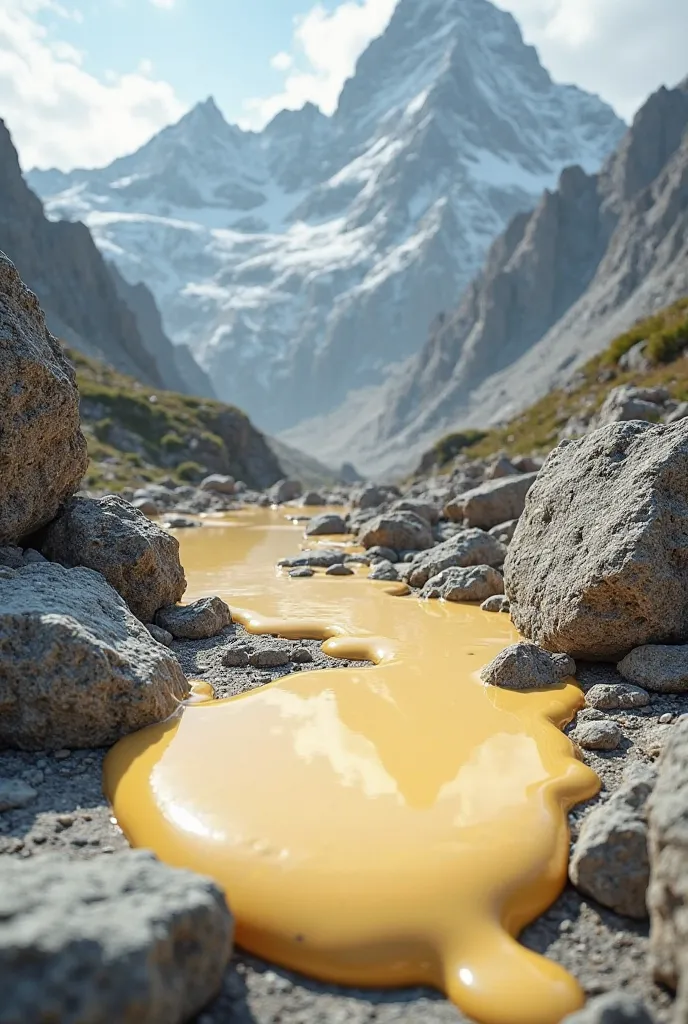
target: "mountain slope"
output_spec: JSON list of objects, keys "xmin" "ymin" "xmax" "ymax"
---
[
  {"xmin": 27, "ymin": 0, "xmax": 624, "ymax": 434},
  {"xmin": 284, "ymin": 80, "xmax": 688, "ymax": 477},
  {"xmin": 0, "ymin": 118, "xmax": 213, "ymax": 398}
]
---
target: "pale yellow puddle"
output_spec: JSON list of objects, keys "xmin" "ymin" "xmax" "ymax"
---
[{"xmin": 105, "ymin": 507, "xmax": 599, "ymax": 1024}]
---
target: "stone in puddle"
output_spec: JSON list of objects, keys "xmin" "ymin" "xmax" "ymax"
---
[
  {"xmin": 504, "ymin": 421, "xmax": 688, "ymax": 660},
  {"xmin": 156, "ymin": 596, "xmax": 231, "ymax": 641},
  {"xmin": 289, "ymin": 567, "xmax": 315, "ymax": 578},
  {"xmin": 421, "ymin": 565, "xmax": 504, "ymax": 603},
  {"xmin": 585, "ymin": 682, "xmax": 650, "ymax": 710},
  {"xmin": 572, "ymin": 720, "xmax": 623, "ymax": 751},
  {"xmin": 647, "ymin": 717, "xmax": 688, "ymax": 994},
  {"xmin": 326, "ymin": 563, "xmax": 354, "ymax": 576},
  {"xmin": 358, "ymin": 512, "xmax": 434, "ymax": 553},
  {"xmin": 279, "ymin": 550, "xmax": 345, "ymax": 569},
  {"xmin": 481, "ymin": 595, "xmax": 510, "ymax": 613},
  {"xmin": 0, "ymin": 778, "xmax": 38, "ymax": 812},
  {"xmin": 569, "ymin": 764, "xmax": 656, "ymax": 919},
  {"xmin": 618, "ymin": 644, "xmax": 688, "ymax": 693},
  {"xmin": 560, "ymin": 992, "xmax": 654, "ymax": 1023},
  {"xmin": 41, "ymin": 495, "xmax": 187, "ymax": 623},
  {"xmin": 305, "ymin": 514, "xmax": 348, "ymax": 537},
  {"xmin": 0, "ymin": 850, "xmax": 233, "ymax": 1024},
  {"xmin": 249, "ymin": 648, "xmax": 290, "ymax": 669},
  {"xmin": 368, "ymin": 560, "xmax": 399, "ymax": 582},
  {"xmin": 199, "ymin": 474, "xmax": 235, "ymax": 495},
  {"xmin": 402, "ymin": 530, "xmax": 506, "ymax": 588},
  {"xmin": 269, "ymin": 478, "xmax": 302, "ymax": 504},
  {"xmin": 480, "ymin": 643, "xmax": 575, "ymax": 691},
  {"xmin": 0, "ymin": 563, "xmax": 188, "ymax": 750},
  {"xmin": 367, "ymin": 546, "xmax": 398, "ymax": 563}
]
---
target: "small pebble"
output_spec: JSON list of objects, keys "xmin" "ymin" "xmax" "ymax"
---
[
  {"xmin": 573, "ymin": 720, "xmax": 623, "ymax": 751},
  {"xmin": 222, "ymin": 649, "xmax": 250, "ymax": 668},
  {"xmin": 53, "ymin": 749, "xmax": 71, "ymax": 760},
  {"xmin": 292, "ymin": 647, "xmax": 313, "ymax": 664},
  {"xmin": 326, "ymin": 563, "xmax": 354, "ymax": 576},
  {"xmin": 249, "ymin": 649, "xmax": 291, "ymax": 669},
  {"xmin": 289, "ymin": 568, "xmax": 315, "ymax": 578},
  {"xmin": 658, "ymin": 713, "xmax": 673, "ymax": 724}
]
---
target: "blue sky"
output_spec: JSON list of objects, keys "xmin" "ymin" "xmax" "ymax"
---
[{"xmin": 1, "ymin": 0, "xmax": 687, "ymax": 171}]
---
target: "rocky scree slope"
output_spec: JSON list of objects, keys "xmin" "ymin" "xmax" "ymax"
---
[
  {"xmin": 415, "ymin": 297, "xmax": 688, "ymax": 474},
  {"xmin": 27, "ymin": 0, "xmax": 623, "ymax": 434},
  {"xmin": 291, "ymin": 78, "xmax": 688, "ymax": 478},
  {"xmin": 0, "ymin": 118, "xmax": 213, "ymax": 398}
]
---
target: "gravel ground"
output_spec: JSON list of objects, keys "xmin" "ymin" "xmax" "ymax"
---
[{"xmin": 0, "ymin": 639, "xmax": 681, "ymax": 1023}]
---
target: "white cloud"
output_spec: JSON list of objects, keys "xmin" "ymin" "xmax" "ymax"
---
[
  {"xmin": 248, "ymin": 0, "xmax": 688, "ymax": 127},
  {"xmin": 494, "ymin": 0, "xmax": 688, "ymax": 120},
  {"xmin": 245, "ymin": 0, "xmax": 397, "ymax": 125},
  {"xmin": 0, "ymin": 0, "xmax": 186, "ymax": 170},
  {"xmin": 270, "ymin": 50, "xmax": 293, "ymax": 72}
]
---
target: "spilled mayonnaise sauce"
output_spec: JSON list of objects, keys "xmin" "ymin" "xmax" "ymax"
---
[{"xmin": 105, "ymin": 507, "xmax": 598, "ymax": 1024}]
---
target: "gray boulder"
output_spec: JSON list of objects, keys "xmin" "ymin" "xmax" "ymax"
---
[
  {"xmin": 156, "ymin": 596, "xmax": 231, "ymax": 640},
  {"xmin": 422, "ymin": 565, "xmax": 504, "ymax": 603},
  {"xmin": 326, "ymin": 563, "xmax": 354, "ymax": 576},
  {"xmin": 618, "ymin": 644, "xmax": 688, "ymax": 693},
  {"xmin": 505, "ymin": 421, "xmax": 688, "ymax": 660},
  {"xmin": 0, "ymin": 563, "xmax": 188, "ymax": 749},
  {"xmin": 569, "ymin": 765, "xmax": 656, "ymax": 918},
  {"xmin": 647, "ymin": 718, "xmax": 688, "ymax": 993},
  {"xmin": 595, "ymin": 385, "xmax": 666, "ymax": 427},
  {"xmin": 352, "ymin": 484, "xmax": 385, "ymax": 509},
  {"xmin": 41, "ymin": 495, "xmax": 186, "ymax": 623},
  {"xmin": 269, "ymin": 478, "xmax": 302, "ymax": 503},
  {"xmin": 445, "ymin": 473, "xmax": 538, "ymax": 530},
  {"xmin": 199, "ymin": 474, "xmax": 235, "ymax": 494},
  {"xmin": 301, "ymin": 490, "xmax": 325, "ymax": 506},
  {"xmin": 480, "ymin": 643, "xmax": 575, "ymax": 691},
  {"xmin": 305, "ymin": 513, "xmax": 348, "ymax": 536},
  {"xmin": 585, "ymin": 682, "xmax": 650, "ymax": 710},
  {"xmin": 481, "ymin": 595, "xmax": 510, "ymax": 613},
  {"xmin": 390, "ymin": 498, "xmax": 440, "ymax": 524},
  {"xmin": 368, "ymin": 559, "xmax": 399, "ymax": 582},
  {"xmin": 561, "ymin": 993, "xmax": 654, "ymax": 1023},
  {"xmin": 401, "ymin": 530, "xmax": 506, "ymax": 588},
  {"xmin": 572, "ymin": 720, "xmax": 623, "ymax": 751},
  {"xmin": 0, "ymin": 851, "xmax": 233, "ymax": 1024},
  {"xmin": 359, "ymin": 512, "xmax": 434, "ymax": 553},
  {"xmin": 0, "ymin": 253, "xmax": 88, "ymax": 544}
]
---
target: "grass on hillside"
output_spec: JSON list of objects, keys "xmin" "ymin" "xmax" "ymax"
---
[
  {"xmin": 67, "ymin": 348, "xmax": 270, "ymax": 492},
  {"xmin": 425, "ymin": 298, "xmax": 688, "ymax": 471}
]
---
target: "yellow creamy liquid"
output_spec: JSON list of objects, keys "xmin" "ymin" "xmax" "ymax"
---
[{"xmin": 105, "ymin": 507, "xmax": 599, "ymax": 1024}]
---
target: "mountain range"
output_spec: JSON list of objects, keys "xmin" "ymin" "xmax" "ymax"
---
[
  {"xmin": 285, "ymin": 78, "xmax": 688, "ymax": 475},
  {"xmin": 27, "ymin": 0, "xmax": 625, "ymax": 447}
]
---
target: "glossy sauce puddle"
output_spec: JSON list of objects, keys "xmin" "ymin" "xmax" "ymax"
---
[{"xmin": 104, "ymin": 507, "xmax": 599, "ymax": 1024}]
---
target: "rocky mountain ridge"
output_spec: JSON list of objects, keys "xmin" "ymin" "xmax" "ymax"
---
[
  {"xmin": 27, "ymin": 0, "xmax": 624, "ymax": 434},
  {"xmin": 286, "ymin": 79, "xmax": 688, "ymax": 477},
  {"xmin": 0, "ymin": 119, "xmax": 214, "ymax": 399}
]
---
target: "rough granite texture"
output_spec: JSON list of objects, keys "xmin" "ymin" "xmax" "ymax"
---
[
  {"xmin": 0, "ymin": 253, "xmax": 88, "ymax": 544},
  {"xmin": 358, "ymin": 512, "xmax": 434, "ymax": 552},
  {"xmin": 0, "ymin": 562, "xmax": 188, "ymax": 749},
  {"xmin": 156, "ymin": 596, "xmax": 232, "ymax": 640},
  {"xmin": 0, "ymin": 850, "xmax": 233, "ymax": 1024},
  {"xmin": 40, "ymin": 494, "xmax": 187, "ymax": 622},
  {"xmin": 505, "ymin": 421, "xmax": 688, "ymax": 660},
  {"xmin": 479, "ymin": 642, "xmax": 575, "ymax": 691},
  {"xmin": 420, "ymin": 564, "xmax": 504, "ymax": 602},
  {"xmin": 399, "ymin": 530, "xmax": 506, "ymax": 588},
  {"xmin": 445, "ymin": 473, "xmax": 538, "ymax": 530},
  {"xmin": 618, "ymin": 645, "xmax": 688, "ymax": 694}
]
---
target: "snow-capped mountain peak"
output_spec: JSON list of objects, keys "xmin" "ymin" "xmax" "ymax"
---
[{"xmin": 27, "ymin": 0, "xmax": 625, "ymax": 434}]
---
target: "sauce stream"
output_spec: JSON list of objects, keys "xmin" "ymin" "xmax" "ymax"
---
[{"xmin": 105, "ymin": 507, "xmax": 599, "ymax": 1024}]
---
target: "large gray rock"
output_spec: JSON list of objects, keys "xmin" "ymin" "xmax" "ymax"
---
[
  {"xmin": 156, "ymin": 596, "xmax": 231, "ymax": 640},
  {"xmin": 305, "ymin": 513, "xmax": 348, "ymax": 536},
  {"xmin": 569, "ymin": 764, "xmax": 656, "ymax": 918},
  {"xmin": 390, "ymin": 498, "xmax": 440, "ymax": 524},
  {"xmin": 505, "ymin": 421, "xmax": 688, "ymax": 660},
  {"xmin": 595, "ymin": 385, "xmax": 666, "ymax": 427},
  {"xmin": 0, "ymin": 253, "xmax": 88, "ymax": 544},
  {"xmin": 618, "ymin": 644, "xmax": 688, "ymax": 694},
  {"xmin": 421, "ymin": 565, "xmax": 504, "ymax": 603},
  {"xmin": 199, "ymin": 473, "xmax": 235, "ymax": 494},
  {"xmin": 0, "ymin": 562, "xmax": 188, "ymax": 749},
  {"xmin": 480, "ymin": 642, "xmax": 575, "ymax": 691},
  {"xmin": 401, "ymin": 530, "xmax": 506, "ymax": 588},
  {"xmin": 41, "ymin": 495, "xmax": 186, "ymax": 622},
  {"xmin": 0, "ymin": 850, "xmax": 233, "ymax": 1024},
  {"xmin": 585, "ymin": 682, "xmax": 650, "ymax": 710},
  {"xmin": 445, "ymin": 473, "xmax": 538, "ymax": 530},
  {"xmin": 269, "ymin": 478, "xmax": 302, "ymax": 503},
  {"xmin": 561, "ymin": 993, "xmax": 655, "ymax": 1023},
  {"xmin": 358, "ymin": 512, "xmax": 434, "ymax": 552},
  {"xmin": 648, "ymin": 717, "xmax": 688, "ymax": 993}
]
